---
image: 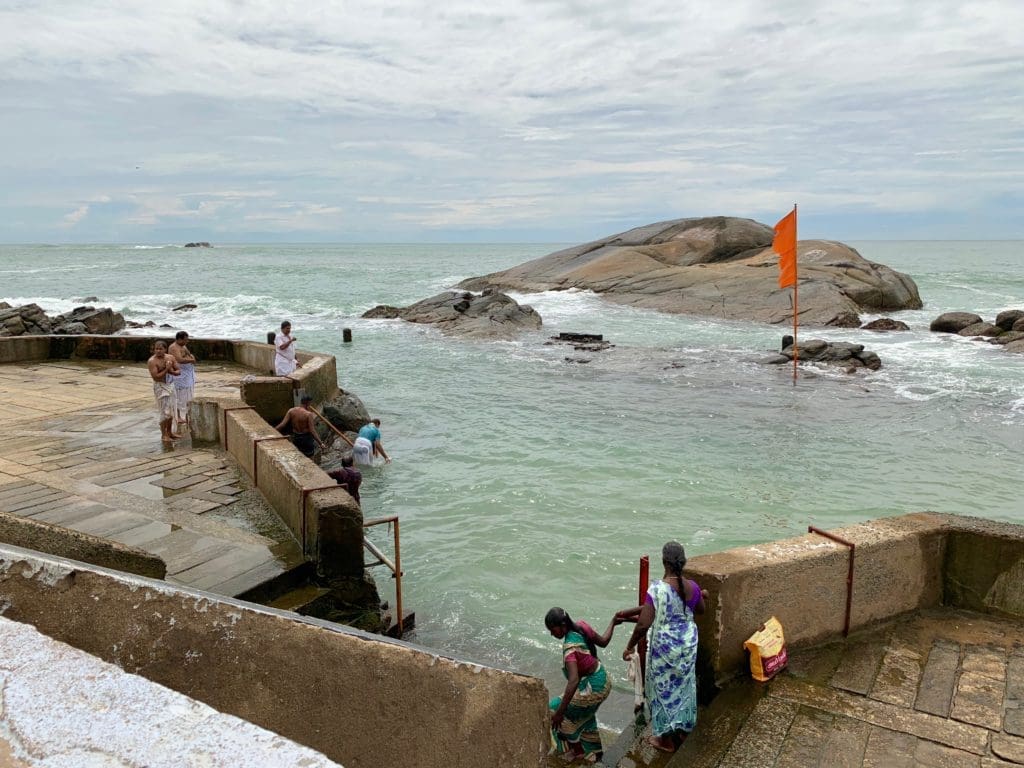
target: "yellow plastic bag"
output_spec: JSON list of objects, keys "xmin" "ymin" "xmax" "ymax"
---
[{"xmin": 744, "ymin": 616, "xmax": 788, "ymax": 681}]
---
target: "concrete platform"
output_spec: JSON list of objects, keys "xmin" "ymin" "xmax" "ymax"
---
[
  {"xmin": 0, "ymin": 359, "xmax": 305, "ymax": 596},
  {"xmin": 0, "ymin": 614, "xmax": 341, "ymax": 766},
  {"xmin": 657, "ymin": 607, "xmax": 1024, "ymax": 768}
]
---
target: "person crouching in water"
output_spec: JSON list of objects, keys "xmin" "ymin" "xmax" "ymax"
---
[
  {"xmin": 275, "ymin": 395, "xmax": 324, "ymax": 460},
  {"xmin": 545, "ymin": 607, "xmax": 619, "ymax": 763},
  {"xmin": 352, "ymin": 418, "xmax": 390, "ymax": 466},
  {"xmin": 619, "ymin": 540, "xmax": 707, "ymax": 753}
]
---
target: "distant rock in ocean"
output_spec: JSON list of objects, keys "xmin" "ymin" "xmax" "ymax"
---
[
  {"xmin": 184, "ymin": 242, "xmax": 211, "ymax": 248},
  {"xmin": 362, "ymin": 289, "xmax": 541, "ymax": 339},
  {"xmin": 459, "ymin": 216, "xmax": 922, "ymax": 327}
]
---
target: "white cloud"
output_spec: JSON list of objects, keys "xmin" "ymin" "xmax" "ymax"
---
[{"xmin": 0, "ymin": 0, "xmax": 1022, "ymax": 240}]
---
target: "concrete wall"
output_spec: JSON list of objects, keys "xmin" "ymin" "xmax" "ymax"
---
[
  {"xmin": 687, "ymin": 513, "xmax": 948, "ymax": 683},
  {"xmin": 0, "ymin": 545, "xmax": 550, "ymax": 768},
  {"xmin": 0, "ymin": 335, "xmax": 50, "ymax": 363},
  {"xmin": 240, "ymin": 376, "xmax": 295, "ymax": 425},
  {"xmin": 0, "ymin": 511, "xmax": 166, "ymax": 579},
  {"xmin": 942, "ymin": 515, "xmax": 1024, "ymax": 618}
]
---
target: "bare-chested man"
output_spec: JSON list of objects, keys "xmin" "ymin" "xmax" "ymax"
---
[
  {"xmin": 168, "ymin": 330, "xmax": 197, "ymax": 429},
  {"xmin": 148, "ymin": 341, "xmax": 181, "ymax": 443},
  {"xmin": 275, "ymin": 395, "xmax": 324, "ymax": 459}
]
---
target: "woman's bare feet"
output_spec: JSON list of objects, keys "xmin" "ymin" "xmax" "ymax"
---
[{"xmin": 647, "ymin": 735, "xmax": 676, "ymax": 753}]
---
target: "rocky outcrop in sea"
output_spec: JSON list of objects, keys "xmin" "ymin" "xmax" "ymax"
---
[
  {"xmin": 362, "ymin": 289, "xmax": 541, "ymax": 339},
  {"xmin": 458, "ymin": 216, "xmax": 922, "ymax": 327},
  {"xmin": 931, "ymin": 309, "xmax": 1024, "ymax": 354},
  {"xmin": 0, "ymin": 303, "xmax": 126, "ymax": 337}
]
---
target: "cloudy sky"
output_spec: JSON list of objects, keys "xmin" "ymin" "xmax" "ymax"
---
[{"xmin": 1, "ymin": 0, "xmax": 1022, "ymax": 243}]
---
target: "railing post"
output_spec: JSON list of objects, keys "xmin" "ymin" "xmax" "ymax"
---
[{"xmin": 394, "ymin": 518, "xmax": 403, "ymax": 635}]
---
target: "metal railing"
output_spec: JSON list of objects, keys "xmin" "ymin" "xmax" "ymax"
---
[{"xmin": 362, "ymin": 515, "xmax": 404, "ymax": 635}]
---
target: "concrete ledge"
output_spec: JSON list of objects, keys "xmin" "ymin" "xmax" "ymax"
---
[
  {"xmin": 0, "ymin": 511, "xmax": 166, "ymax": 579},
  {"xmin": 0, "ymin": 614, "xmax": 339, "ymax": 766},
  {"xmin": 942, "ymin": 514, "xmax": 1024, "ymax": 618},
  {"xmin": 0, "ymin": 545, "xmax": 549, "ymax": 768},
  {"xmin": 688, "ymin": 512, "xmax": 948, "ymax": 683},
  {"xmin": 0, "ymin": 336, "xmax": 50, "ymax": 363}
]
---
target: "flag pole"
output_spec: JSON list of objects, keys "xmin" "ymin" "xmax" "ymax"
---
[{"xmin": 792, "ymin": 203, "xmax": 798, "ymax": 386}]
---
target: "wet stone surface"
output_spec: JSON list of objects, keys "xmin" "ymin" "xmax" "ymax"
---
[
  {"xmin": 0, "ymin": 360, "xmax": 305, "ymax": 597},
  {"xmin": 661, "ymin": 608, "xmax": 1024, "ymax": 768}
]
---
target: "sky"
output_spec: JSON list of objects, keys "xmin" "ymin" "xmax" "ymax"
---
[{"xmin": 1, "ymin": 0, "xmax": 1022, "ymax": 244}]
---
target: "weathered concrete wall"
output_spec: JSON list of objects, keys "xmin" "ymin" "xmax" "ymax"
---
[
  {"xmin": 0, "ymin": 614, "xmax": 340, "ymax": 766},
  {"xmin": 290, "ymin": 352, "xmax": 340, "ymax": 404},
  {"xmin": 687, "ymin": 513, "xmax": 947, "ymax": 683},
  {"xmin": 230, "ymin": 339, "xmax": 278, "ymax": 375},
  {"xmin": 240, "ymin": 376, "xmax": 295, "ymax": 424},
  {"xmin": 0, "ymin": 336, "xmax": 50, "ymax": 363},
  {"xmin": 0, "ymin": 511, "xmax": 166, "ymax": 579},
  {"xmin": 942, "ymin": 515, "xmax": 1024, "ymax": 618},
  {"xmin": 0, "ymin": 546, "xmax": 550, "ymax": 768}
]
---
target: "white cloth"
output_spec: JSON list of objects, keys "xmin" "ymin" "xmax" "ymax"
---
[
  {"xmin": 152, "ymin": 381, "xmax": 175, "ymax": 420},
  {"xmin": 626, "ymin": 649, "xmax": 644, "ymax": 708},
  {"xmin": 171, "ymin": 362, "xmax": 195, "ymax": 421},
  {"xmin": 353, "ymin": 436, "xmax": 374, "ymax": 465},
  {"xmin": 274, "ymin": 333, "xmax": 297, "ymax": 376}
]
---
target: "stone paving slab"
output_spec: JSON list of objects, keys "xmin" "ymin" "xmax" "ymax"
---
[
  {"xmin": 0, "ymin": 359, "xmax": 305, "ymax": 597},
  {"xmin": 666, "ymin": 608, "xmax": 1024, "ymax": 768}
]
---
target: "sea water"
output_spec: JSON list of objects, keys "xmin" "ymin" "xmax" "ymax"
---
[{"xmin": 2, "ymin": 240, "xmax": 1022, "ymax": 728}]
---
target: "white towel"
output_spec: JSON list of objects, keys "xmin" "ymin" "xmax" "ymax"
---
[{"xmin": 626, "ymin": 650, "xmax": 644, "ymax": 708}]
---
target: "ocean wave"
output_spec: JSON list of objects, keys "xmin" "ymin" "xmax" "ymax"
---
[{"xmin": 131, "ymin": 244, "xmax": 180, "ymax": 249}]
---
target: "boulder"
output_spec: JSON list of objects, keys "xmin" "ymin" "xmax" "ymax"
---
[
  {"xmin": 1014, "ymin": 317, "xmax": 1024, "ymax": 333},
  {"xmin": 995, "ymin": 309, "xmax": 1024, "ymax": 331},
  {"xmin": 58, "ymin": 322, "xmax": 89, "ymax": 335},
  {"xmin": 320, "ymin": 390, "xmax": 372, "ymax": 435},
  {"xmin": 362, "ymin": 289, "xmax": 542, "ymax": 339},
  {"xmin": 459, "ymin": 217, "xmax": 922, "ymax": 327},
  {"xmin": 0, "ymin": 304, "xmax": 51, "ymax": 335},
  {"xmin": 957, "ymin": 322, "xmax": 1002, "ymax": 337},
  {"xmin": 861, "ymin": 318, "xmax": 910, "ymax": 331},
  {"xmin": 53, "ymin": 306, "xmax": 125, "ymax": 334},
  {"xmin": 78, "ymin": 296, "xmax": 99, "ymax": 303},
  {"xmin": 930, "ymin": 312, "xmax": 983, "ymax": 333},
  {"xmin": 184, "ymin": 242, "xmax": 211, "ymax": 248},
  {"xmin": 775, "ymin": 338, "xmax": 882, "ymax": 370},
  {"xmin": 1005, "ymin": 340, "xmax": 1024, "ymax": 354},
  {"xmin": 989, "ymin": 331, "xmax": 1024, "ymax": 346},
  {"xmin": 172, "ymin": 303, "xmax": 198, "ymax": 312}
]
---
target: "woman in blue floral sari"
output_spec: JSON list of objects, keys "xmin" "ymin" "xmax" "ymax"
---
[
  {"xmin": 545, "ymin": 607, "xmax": 618, "ymax": 762},
  {"xmin": 620, "ymin": 541, "xmax": 706, "ymax": 753}
]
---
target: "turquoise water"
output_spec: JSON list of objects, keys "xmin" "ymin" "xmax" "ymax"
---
[{"xmin": 2, "ymin": 240, "xmax": 1022, "ymax": 728}]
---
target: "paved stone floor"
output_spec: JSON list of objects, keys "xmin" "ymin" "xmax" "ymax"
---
[
  {"xmin": 667, "ymin": 607, "xmax": 1024, "ymax": 768},
  {"xmin": 0, "ymin": 359, "xmax": 304, "ymax": 596}
]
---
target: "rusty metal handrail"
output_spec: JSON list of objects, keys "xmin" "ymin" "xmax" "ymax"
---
[
  {"xmin": 363, "ymin": 515, "xmax": 403, "ymax": 635},
  {"xmin": 808, "ymin": 526, "xmax": 855, "ymax": 637}
]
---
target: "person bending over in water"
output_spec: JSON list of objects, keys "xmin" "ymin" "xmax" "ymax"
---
[
  {"xmin": 545, "ymin": 607, "xmax": 619, "ymax": 763},
  {"xmin": 275, "ymin": 395, "xmax": 324, "ymax": 459},
  {"xmin": 147, "ymin": 340, "xmax": 181, "ymax": 443}
]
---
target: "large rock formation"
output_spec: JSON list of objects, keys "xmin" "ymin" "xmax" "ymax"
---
[
  {"xmin": 459, "ymin": 217, "xmax": 922, "ymax": 327},
  {"xmin": 362, "ymin": 289, "xmax": 542, "ymax": 339}
]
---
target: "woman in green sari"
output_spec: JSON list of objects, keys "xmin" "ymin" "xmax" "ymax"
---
[{"xmin": 545, "ymin": 607, "xmax": 618, "ymax": 762}]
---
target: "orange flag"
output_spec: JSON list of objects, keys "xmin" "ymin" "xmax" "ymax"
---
[{"xmin": 773, "ymin": 209, "xmax": 797, "ymax": 289}]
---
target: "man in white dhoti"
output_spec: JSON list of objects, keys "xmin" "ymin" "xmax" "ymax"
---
[
  {"xmin": 274, "ymin": 320, "xmax": 302, "ymax": 376},
  {"xmin": 147, "ymin": 341, "xmax": 181, "ymax": 443},
  {"xmin": 168, "ymin": 330, "xmax": 197, "ymax": 429}
]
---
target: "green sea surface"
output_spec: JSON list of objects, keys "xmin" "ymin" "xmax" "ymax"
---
[{"xmin": 1, "ymin": 240, "xmax": 1022, "ymax": 729}]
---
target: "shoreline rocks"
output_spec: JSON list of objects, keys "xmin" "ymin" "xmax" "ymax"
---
[
  {"xmin": 0, "ymin": 304, "xmax": 126, "ymax": 337},
  {"xmin": 761, "ymin": 338, "xmax": 883, "ymax": 371},
  {"xmin": 362, "ymin": 289, "xmax": 542, "ymax": 339},
  {"xmin": 930, "ymin": 309, "xmax": 1024, "ymax": 354},
  {"xmin": 458, "ymin": 216, "xmax": 922, "ymax": 327}
]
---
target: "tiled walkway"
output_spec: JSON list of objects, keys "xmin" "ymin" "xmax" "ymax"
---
[
  {"xmin": 0, "ymin": 360, "xmax": 304, "ymax": 596},
  {"xmin": 671, "ymin": 608, "xmax": 1024, "ymax": 768}
]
